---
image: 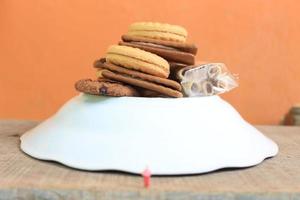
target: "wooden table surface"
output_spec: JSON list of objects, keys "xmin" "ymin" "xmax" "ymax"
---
[{"xmin": 0, "ymin": 120, "xmax": 299, "ymax": 200}]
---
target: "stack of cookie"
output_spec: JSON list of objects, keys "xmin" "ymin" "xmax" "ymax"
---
[
  {"xmin": 120, "ymin": 22, "xmax": 197, "ymax": 81},
  {"xmin": 75, "ymin": 22, "xmax": 198, "ymax": 98}
]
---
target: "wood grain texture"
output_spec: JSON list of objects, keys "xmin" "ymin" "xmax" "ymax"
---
[
  {"xmin": 1, "ymin": 1, "xmax": 300, "ymax": 124},
  {"xmin": 0, "ymin": 120, "xmax": 300, "ymax": 200}
]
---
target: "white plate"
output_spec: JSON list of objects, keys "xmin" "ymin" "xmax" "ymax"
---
[{"xmin": 20, "ymin": 94, "xmax": 278, "ymax": 175}]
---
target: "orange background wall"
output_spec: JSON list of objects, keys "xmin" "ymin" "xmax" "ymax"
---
[{"xmin": 1, "ymin": 0, "xmax": 299, "ymax": 124}]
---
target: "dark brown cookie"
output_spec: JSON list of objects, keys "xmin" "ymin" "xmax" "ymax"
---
[
  {"xmin": 75, "ymin": 79, "xmax": 139, "ymax": 97},
  {"xmin": 139, "ymin": 89, "xmax": 167, "ymax": 97},
  {"xmin": 169, "ymin": 62, "xmax": 188, "ymax": 71},
  {"xmin": 95, "ymin": 60, "xmax": 181, "ymax": 91},
  {"xmin": 168, "ymin": 62, "xmax": 188, "ymax": 81},
  {"xmin": 119, "ymin": 41, "xmax": 195, "ymax": 65},
  {"xmin": 94, "ymin": 59, "xmax": 182, "ymax": 98},
  {"xmin": 102, "ymin": 70, "xmax": 182, "ymax": 98},
  {"xmin": 122, "ymin": 35, "xmax": 197, "ymax": 54},
  {"xmin": 96, "ymin": 77, "xmax": 118, "ymax": 83}
]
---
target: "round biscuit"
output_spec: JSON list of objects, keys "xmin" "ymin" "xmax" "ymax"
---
[
  {"xmin": 106, "ymin": 45, "xmax": 170, "ymax": 78},
  {"xmin": 128, "ymin": 22, "xmax": 187, "ymax": 42},
  {"xmin": 75, "ymin": 79, "xmax": 139, "ymax": 97}
]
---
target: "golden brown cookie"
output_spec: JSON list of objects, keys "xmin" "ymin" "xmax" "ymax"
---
[
  {"xmin": 94, "ymin": 60, "xmax": 182, "ymax": 98},
  {"xmin": 75, "ymin": 79, "xmax": 139, "ymax": 97},
  {"xmin": 127, "ymin": 22, "xmax": 188, "ymax": 42},
  {"xmin": 106, "ymin": 45, "xmax": 170, "ymax": 78}
]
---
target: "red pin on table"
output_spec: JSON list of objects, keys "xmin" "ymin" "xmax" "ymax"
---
[{"xmin": 142, "ymin": 167, "xmax": 151, "ymax": 188}]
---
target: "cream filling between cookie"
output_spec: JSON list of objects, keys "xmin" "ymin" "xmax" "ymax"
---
[
  {"xmin": 129, "ymin": 30, "xmax": 187, "ymax": 38},
  {"xmin": 106, "ymin": 52, "xmax": 169, "ymax": 72},
  {"xmin": 129, "ymin": 41, "xmax": 181, "ymax": 52}
]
